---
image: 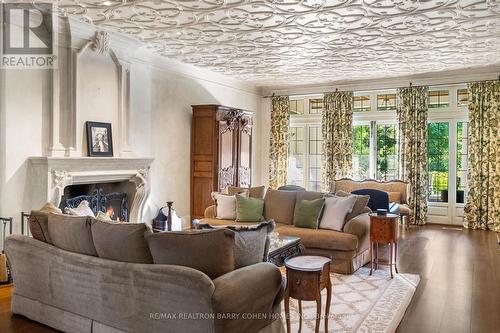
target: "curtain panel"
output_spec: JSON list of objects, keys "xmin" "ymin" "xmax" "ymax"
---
[
  {"xmin": 397, "ymin": 86, "xmax": 429, "ymax": 225},
  {"xmin": 269, "ymin": 96, "xmax": 290, "ymax": 189},
  {"xmin": 321, "ymin": 91, "xmax": 353, "ymax": 191},
  {"xmin": 464, "ymin": 80, "xmax": 500, "ymax": 231}
]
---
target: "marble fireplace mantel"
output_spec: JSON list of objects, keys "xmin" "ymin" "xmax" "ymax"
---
[{"xmin": 29, "ymin": 157, "xmax": 154, "ymax": 223}]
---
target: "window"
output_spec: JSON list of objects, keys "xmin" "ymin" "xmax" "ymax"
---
[
  {"xmin": 353, "ymin": 95, "xmax": 370, "ymax": 112},
  {"xmin": 352, "ymin": 125, "xmax": 371, "ymax": 180},
  {"xmin": 309, "ymin": 99, "xmax": 323, "ymax": 114},
  {"xmin": 287, "ymin": 127, "xmax": 304, "ymax": 186},
  {"xmin": 377, "ymin": 94, "xmax": 396, "ymax": 111},
  {"xmin": 457, "ymin": 89, "xmax": 468, "ymax": 107},
  {"xmin": 429, "ymin": 90, "xmax": 449, "ymax": 108},
  {"xmin": 308, "ymin": 127, "xmax": 322, "ymax": 191},
  {"xmin": 428, "ymin": 122, "xmax": 449, "ymax": 202},
  {"xmin": 289, "ymin": 99, "xmax": 304, "ymax": 115},
  {"xmin": 456, "ymin": 122, "xmax": 468, "ymax": 203},
  {"xmin": 376, "ymin": 124, "xmax": 398, "ymax": 180}
]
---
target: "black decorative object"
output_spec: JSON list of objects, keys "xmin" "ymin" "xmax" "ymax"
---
[
  {"xmin": 376, "ymin": 209, "xmax": 388, "ymax": 216},
  {"xmin": 64, "ymin": 188, "xmax": 128, "ymax": 221},
  {"xmin": 86, "ymin": 121, "xmax": 113, "ymax": 157},
  {"xmin": 152, "ymin": 207, "xmax": 168, "ymax": 230}
]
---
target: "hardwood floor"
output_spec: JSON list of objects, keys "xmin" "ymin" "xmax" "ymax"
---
[{"xmin": 0, "ymin": 225, "xmax": 498, "ymax": 333}]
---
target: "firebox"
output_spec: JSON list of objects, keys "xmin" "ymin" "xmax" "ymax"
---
[{"xmin": 60, "ymin": 183, "xmax": 132, "ymax": 221}]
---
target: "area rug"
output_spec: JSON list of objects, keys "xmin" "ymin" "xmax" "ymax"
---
[{"xmin": 281, "ymin": 267, "xmax": 420, "ymax": 333}]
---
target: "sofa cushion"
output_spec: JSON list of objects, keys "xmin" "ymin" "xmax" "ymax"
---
[
  {"xmin": 48, "ymin": 214, "xmax": 97, "ymax": 256},
  {"xmin": 294, "ymin": 198, "xmax": 325, "ymax": 229},
  {"xmin": 336, "ymin": 190, "xmax": 370, "ymax": 221},
  {"xmin": 91, "ymin": 220, "xmax": 153, "ymax": 263},
  {"xmin": 228, "ymin": 186, "xmax": 265, "ymax": 199},
  {"xmin": 196, "ymin": 221, "xmax": 275, "ymax": 269},
  {"xmin": 64, "ymin": 200, "xmax": 95, "ymax": 217},
  {"xmin": 293, "ymin": 191, "xmax": 325, "ymax": 225},
  {"xmin": 275, "ymin": 224, "xmax": 358, "ymax": 251},
  {"xmin": 264, "ymin": 189, "xmax": 297, "ymax": 224},
  {"xmin": 28, "ymin": 203, "xmax": 62, "ymax": 244},
  {"xmin": 320, "ymin": 195, "xmax": 357, "ymax": 231},
  {"xmin": 146, "ymin": 229, "xmax": 235, "ymax": 279}
]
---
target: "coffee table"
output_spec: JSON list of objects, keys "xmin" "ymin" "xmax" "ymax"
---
[
  {"xmin": 267, "ymin": 236, "xmax": 305, "ymax": 267},
  {"xmin": 284, "ymin": 255, "xmax": 332, "ymax": 333}
]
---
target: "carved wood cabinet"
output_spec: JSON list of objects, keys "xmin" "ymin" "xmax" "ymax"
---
[{"xmin": 190, "ymin": 105, "xmax": 253, "ymax": 219}]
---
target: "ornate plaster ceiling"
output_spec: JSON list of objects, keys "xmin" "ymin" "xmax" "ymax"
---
[{"xmin": 57, "ymin": 0, "xmax": 500, "ymax": 87}]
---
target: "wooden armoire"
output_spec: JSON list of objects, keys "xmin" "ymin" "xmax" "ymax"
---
[{"xmin": 190, "ymin": 105, "xmax": 253, "ymax": 219}]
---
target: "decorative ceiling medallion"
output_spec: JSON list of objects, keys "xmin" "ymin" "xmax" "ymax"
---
[{"xmin": 55, "ymin": 0, "xmax": 500, "ymax": 86}]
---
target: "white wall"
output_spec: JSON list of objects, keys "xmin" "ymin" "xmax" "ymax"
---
[{"xmin": 0, "ymin": 19, "xmax": 263, "ymax": 234}]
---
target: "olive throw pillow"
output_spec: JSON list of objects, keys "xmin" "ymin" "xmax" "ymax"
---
[
  {"xmin": 294, "ymin": 198, "xmax": 325, "ymax": 229},
  {"xmin": 235, "ymin": 194, "xmax": 264, "ymax": 222}
]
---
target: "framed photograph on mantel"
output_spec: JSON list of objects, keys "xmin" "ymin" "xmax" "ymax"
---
[{"xmin": 86, "ymin": 121, "xmax": 113, "ymax": 157}]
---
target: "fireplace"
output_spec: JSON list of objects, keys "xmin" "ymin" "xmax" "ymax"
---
[
  {"xmin": 60, "ymin": 183, "xmax": 133, "ymax": 221},
  {"xmin": 29, "ymin": 157, "xmax": 154, "ymax": 223}
]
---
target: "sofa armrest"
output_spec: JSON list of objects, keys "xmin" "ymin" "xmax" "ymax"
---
[
  {"xmin": 212, "ymin": 262, "xmax": 283, "ymax": 333},
  {"xmin": 204, "ymin": 205, "xmax": 216, "ymax": 219},
  {"xmin": 343, "ymin": 212, "xmax": 370, "ymax": 240}
]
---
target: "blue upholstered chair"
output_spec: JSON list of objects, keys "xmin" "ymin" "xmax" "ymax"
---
[
  {"xmin": 277, "ymin": 185, "xmax": 306, "ymax": 191},
  {"xmin": 351, "ymin": 189, "xmax": 400, "ymax": 214}
]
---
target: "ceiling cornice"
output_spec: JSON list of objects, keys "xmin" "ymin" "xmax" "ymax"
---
[{"xmin": 261, "ymin": 64, "xmax": 500, "ymax": 96}]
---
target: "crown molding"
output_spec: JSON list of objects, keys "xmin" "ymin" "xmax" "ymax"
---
[{"xmin": 262, "ymin": 65, "xmax": 500, "ymax": 96}]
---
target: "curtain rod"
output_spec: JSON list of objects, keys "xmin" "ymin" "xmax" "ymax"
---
[{"xmin": 262, "ymin": 76, "xmax": 500, "ymax": 98}]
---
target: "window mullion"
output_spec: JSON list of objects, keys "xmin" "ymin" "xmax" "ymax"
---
[{"xmin": 370, "ymin": 120, "xmax": 377, "ymax": 179}]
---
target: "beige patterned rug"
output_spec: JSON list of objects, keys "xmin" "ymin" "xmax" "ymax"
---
[{"xmin": 282, "ymin": 267, "xmax": 420, "ymax": 333}]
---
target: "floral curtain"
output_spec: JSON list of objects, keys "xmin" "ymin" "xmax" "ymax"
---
[
  {"xmin": 397, "ymin": 86, "xmax": 429, "ymax": 225},
  {"xmin": 321, "ymin": 91, "xmax": 353, "ymax": 191},
  {"xmin": 269, "ymin": 96, "xmax": 290, "ymax": 189},
  {"xmin": 464, "ymin": 80, "xmax": 500, "ymax": 231}
]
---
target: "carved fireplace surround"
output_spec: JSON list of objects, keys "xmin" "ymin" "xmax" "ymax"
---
[{"xmin": 29, "ymin": 157, "xmax": 154, "ymax": 223}]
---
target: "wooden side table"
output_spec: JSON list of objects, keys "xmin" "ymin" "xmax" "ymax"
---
[
  {"xmin": 369, "ymin": 213, "xmax": 399, "ymax": 278},
  {"xmin": 284, "ymin": 255, "xmax": 332, "ymax": 333}
]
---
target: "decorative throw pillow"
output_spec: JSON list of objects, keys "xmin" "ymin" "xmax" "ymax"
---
[
  {"xmin": 64, "ymin": 200, "xmax": 95, "ymax": 217},
  {"xmin": 235, "ymin": 194, "xmax": 264, "ymax": 222},
  {"xmin": 335, "ymin": 190, "xmax": 370, "ymax": 221},
  {"xmin": 228, "ymin": 186, "xmax": 265, "ymax": 199},
  {"xmin": 146, "ymin": 229, "xmax": 235, "ymax": 279},
  {"xmin": 294, "ymin": 198, "xmax": 325, "ymax": 229},
  {"xmin": 212, "ymin": 193, "xmax": 237, "ymax": 220},
  {"xmin": 28, "ymin": 202, "xmax": 63, "ymax": 243},
  {"xmin": 91, "ymin": 219, "xmax": 153, "ymax": 263},
  {"xmin": 320, "ymin": 195, "xmax": 357, "ymax": 231},
  {"xmin": 48, "ymin": 214, "xmax": 97, "ymax": 256},
  {"xmin": 95, "ymin": 211, "xmax": 112, "ymax": 221},
  {"xmin": 196, "ymin": 221, "xmax": 275, "ymax": 268},
  {"xmin": 293, "ymin": 191, "xmax": 325, "ymax": 225}
]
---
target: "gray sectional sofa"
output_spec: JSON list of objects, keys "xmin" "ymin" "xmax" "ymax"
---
[{"xmin": 6, "ymin": 233, "xmax": 284, "ymax": 333}]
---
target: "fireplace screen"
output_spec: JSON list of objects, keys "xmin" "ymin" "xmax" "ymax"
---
[{"xmin": 63, "ymin": 188, "xmax": 128, "ymax": 221}]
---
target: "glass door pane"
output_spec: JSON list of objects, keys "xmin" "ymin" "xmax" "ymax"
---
[
  {"xmin": 456, "ymin": 122, "xmax": 468, "ymax": 204},
  {"xmin": 287, "ymin": 127, "xmax": 305, "ymax": 187},
  {"xmin": 376, "ymin": 124, "xmax": 398, "ymax": 181},
  {"xmin": 308, "ymin": 127, "xmax": 322, "ymax": 191},
  {"xmin": 352, "ymin": 125, "xmax": 371, "ymax": 180},
  {"xmin": 428, "ymin": 122, "xmax": 450, "ymax": 202}
]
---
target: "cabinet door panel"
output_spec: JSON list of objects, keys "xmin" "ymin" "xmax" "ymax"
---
[{"xmin": 218, "ymin": 121, "xmax": 236, "ymax": 191}]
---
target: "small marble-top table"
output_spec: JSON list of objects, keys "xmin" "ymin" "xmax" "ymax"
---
[{"xmin": 284, "ymin": 255, "xmax": 332, "ymax": 333}]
